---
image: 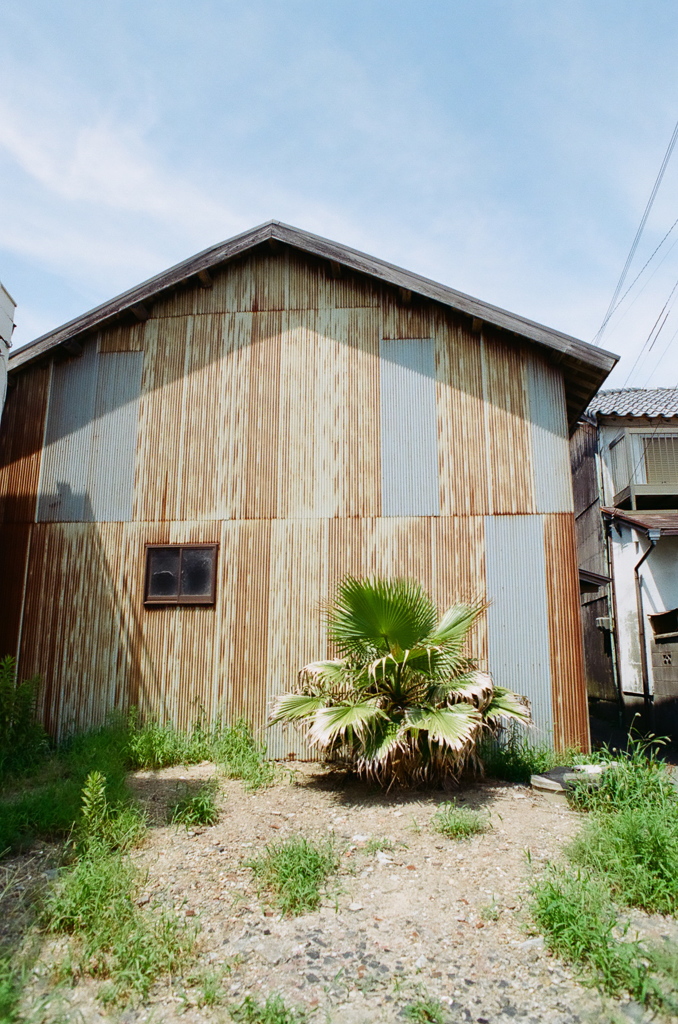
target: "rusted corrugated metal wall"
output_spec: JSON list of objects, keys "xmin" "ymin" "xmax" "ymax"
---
[{"xmin": 0, "ymin": 248, "xmax": 588, "ymax": 752}]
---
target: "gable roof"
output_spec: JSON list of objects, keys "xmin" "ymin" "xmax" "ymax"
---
[
  {"xmin": 9, "ymin": 220, "xmax": 618, "ymax": 425},
  {"xmin": 589, "ymin": 387, "xmax": 678, "ymax": 419}
]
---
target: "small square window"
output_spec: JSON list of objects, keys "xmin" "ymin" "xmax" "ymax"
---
[{"xmin": 145, "ymin": 544, "xmax": 218, "ymax": 605}]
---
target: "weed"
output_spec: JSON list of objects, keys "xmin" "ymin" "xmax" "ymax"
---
[
  {"xmin": 246, "ymin": 836, "xmax": 341, "ymax": 916},
  {"xmin": 0, "ymin": 656, "xmax": 49, "ymax": 781},
  {"xmin": 568, "ymin": 735, "xmax": 674, "ymax": 814},
  {"xmin": 364, "ymin": 837, "xmax": 395, "ymax": 855},
  {"xmin": 480, "ymin": 898, "xmax": 500, "ymax": 922},
  {"xmin": 42, "ymin": 772, "xmax": 195, "ymax": 1003},
  {"xmin": 168, "ymin": 781, "xmax": 219, "ymax": 828},
  {"xmin": 431, "ymin": 801, "xmax": 489, "ymax": 839},
  {"xmin": 403, "ymin": 996, "xmax": 446, "ymax": 1023},
  {"xmin": 0, "ymin": 956, "xmax": 20, "ymax": 1024},
  {"xmin": 478, "ymin": 731, "xmax": 594, "ymax": 785},
  {"xmin": 214, "ymin": 718, "xmax": 276, "ymax": 790},
  {"xmin": 229, "ymin": 993, "xmax": 309, "ymax": 1023},
  {"xmin": 530, "ymin": 864, "xmax": 677, "ymax": 1010}
]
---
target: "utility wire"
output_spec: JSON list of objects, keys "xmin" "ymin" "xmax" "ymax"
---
[
  {"xmin": 599, "ymin": 214, "xmax": 678, "ymax": 332},
  {"xmin": 594, "ymin": 119, "xmax": 678, "ymax": 345}
]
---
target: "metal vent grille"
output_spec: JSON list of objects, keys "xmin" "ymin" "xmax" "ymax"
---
[{"xmin": 644, "ymin": 435, "xmax": 678, "ymax": 484}]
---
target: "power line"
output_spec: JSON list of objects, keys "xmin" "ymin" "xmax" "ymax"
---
[{"xmin": 594, "ymin": 119, "xmax": 678, "ymax": 345}]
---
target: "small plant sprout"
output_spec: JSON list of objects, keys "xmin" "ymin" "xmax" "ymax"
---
[
  {"xmin": 403, "ymin": 996, "xmax": 447, "ymax": 1023},
  {"xmin": 431, "ymin": 801, "xmax": 490, "ymax": 840},
  {"xmin": 229, "ymin": 992, "xmax": 309, "ymax": 1023},
  {"xmin": 364, "ymin": 836, "xmax": 395, "ymax": 855}
]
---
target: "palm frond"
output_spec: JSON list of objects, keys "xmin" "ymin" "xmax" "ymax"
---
[
  {"xmin": 427, "ymin": 602, "xmax": 485, "ymax": 648},
  {"xmin": 270, "ymin": 693, "xmax": 326, "ymax": 724},
  {"xmin": 483, "ymin": 687, "xmax": 532, "ymax": 726},
  {"xmin": 328, "ymin": 576, "xmax": 436, "ymax": 658},
  {"xmin": 308, "ymin": 700, "xmax": 383, "ymax": 747},
  {"xmin": 359, "ymin": 719, "xmax": 405, "ymax": 765},
  {"xmin": 405, "ymin": 704, "xmax": 481, "ymax": 751}
]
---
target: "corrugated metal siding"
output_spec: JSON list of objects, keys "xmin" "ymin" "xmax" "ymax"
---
[
  {"xmin": 481, "ymin": 334, "xmax": 535, "ymax": 514},
  {"xmin": 88, "ymin": 352, "xmax": 143, "ymax": 521},
  {"xmin": 38, "ymin": 346, "xmax": 98, "ymax": 521},
  {"xmin": 435, "ymin": 312, "xmax": 489, "ymax": 516},
  {"xmin": 380, "ymin": 339, "xmax": 440, "ymax": 516},
  {"xmin": 544, "ymin": 513, "xmax": 590, "ymax": 750},
  {"xmin": 38, "ymin": 349, "xmax": 142, "ymax": 522},
  {"xmin": 527, "ymin": 358, "xmax": 573, "ymax": 513},
  {"xmin": 0, "ymin": 363, "xmax": 50, "ymax": 525},
  {"xmin": 1, "ymin": 250, "xmax": 588, "ymax": 749},
  {"xmin": 485, "ymin": 515, "xmax": 553, "ymax": 738}
]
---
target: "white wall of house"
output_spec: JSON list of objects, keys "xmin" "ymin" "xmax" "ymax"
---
[{"xmin": 609, "ymin": 524, "xmax": 678, "ymax": 698}]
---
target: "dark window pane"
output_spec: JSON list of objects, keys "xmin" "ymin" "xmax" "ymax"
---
[
  {"xmin": 180, "ymin": 547, "xmax": 215, "ymax": 597},
  {"xmin": 147, "ymin": 548, "xmax": 180, "ymax": 598}
]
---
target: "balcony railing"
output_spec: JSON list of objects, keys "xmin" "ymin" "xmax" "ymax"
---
[{"xmin": 607, "ymin": 431, "xmax": 678, "ymax": 509}]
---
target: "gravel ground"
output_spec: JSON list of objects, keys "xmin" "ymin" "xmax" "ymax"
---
[{"xmin": 7, "ymin": 762, "xmax": 678, "ymax": 1024}]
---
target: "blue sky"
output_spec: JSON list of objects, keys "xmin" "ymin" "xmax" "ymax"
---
[{"xmin": 2, "ymin": 1, "xmax": 678, "ymax": 388}]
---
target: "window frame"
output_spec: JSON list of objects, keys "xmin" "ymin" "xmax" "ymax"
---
[{"xmin": 144, "ymin": 543, "xmax": 219, "ymax": 606}]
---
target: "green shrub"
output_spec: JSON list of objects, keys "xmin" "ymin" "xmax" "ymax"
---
[
  {"xmin": 230, "ymin": 994, "xmax": 309, "ymax": 1023},
  {"xmin": 168, "ymin": 781, "xmax": 219, "ymax": 828},
  {"xmin": 246, "ymin": 836, "xmax": 340, "ymax": 916},
  {"xmin": 0, "ymin": 656, "xmax": 49, "ymax": 779},
  {"xmin": 431, "ymin": 801, "xmax": 489, "ymax": 839},
  {"xmin": 568, "ymin": 736, "xmax": 674, "ymax": 814},
  {"xmin": 0, "ymin": 956, "xmax": 20, "ymax": 1024}
]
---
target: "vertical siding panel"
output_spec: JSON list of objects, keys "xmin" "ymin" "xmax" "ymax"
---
[
  {"xmin": 88, "ymin": 352, "xmax": 143, "ymax": 521},
  {"xmin": 133, "ymin": 318, "xmax": 189, "ymax": 522},
  {"xmin": 266, "ymin": 519, "xmax": 327, "ymax": 758},
  {"xmin": 243, "ymin": 313, "xmax": 282, "ymax": 519},
  {"xmin": 432, "ymin": 517, "xmax": 487, "ymax": 669},
  {"xmin": 482, "ymin": 336, "xmax": 535, "ymax": 514},
  {"xmin": 544, "ymin": 513, "xmax": 590, "ymax": 751},
  {"xmin": 381, "ymin": 293, "xmax": 433, "ymax": 340},
  {"xmin": 435, "ymin": 315, "xmax": 489, "ymax": 516},
  {"xmin": 178, "ymin": 314, "xmax": 222, "ymax": 520},
  {"xmin": 527, "ymin": 358, "xmax": 574, "ymax": 513},
  {"xmin": 231, "ymin": 520, "xmax": 272, "ymax": 730},
  {"xmin": 0, "ymin": 363, "xmax": 51, "ymax": 523},
  {"xmin": 380, "ymin": 340, "xmax": 440, "ymax": 516},
  {"xmin": 38, "ymin": 345, "xmax": 99, "ymax": 522},
  {"xmin": 485, "ymin": 515, "xmax": 553, "ymax": 737},
  {"xmin": 347, "ymin": 309, "xmax": 381, "ymax": 517},
  {"xmin": 220, "ymin": 313, "xmax": 254, "ymax": 519}
]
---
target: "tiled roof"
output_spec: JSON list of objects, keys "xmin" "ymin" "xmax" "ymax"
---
[{"xmin": 590, "ymin": 387, "xmax": 678, "ymax": 418}]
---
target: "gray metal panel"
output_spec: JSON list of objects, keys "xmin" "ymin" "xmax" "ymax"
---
[
  {"xmin": 485, "ymin": 515, "xmax": 553, "ymax": 738},
  {"xmin": 38, "ymin": 345, "xmax": 99, "ymax": 521},
  {"xmin": 380, "ymin": 339, "xmax": 440, "ymax": 516},
  {"xmin": 88, "ymin": 352, "xmax": 143, "ymax": 521},
  {"xmin": 527, "ymin": 359, "xmax": 573, "ymax": 513}
]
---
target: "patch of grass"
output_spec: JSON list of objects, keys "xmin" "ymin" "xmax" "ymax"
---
[
  {"xmin": 214, "ymin": 718, "xmax": 276, "ymax": 791},
  {"xmin": 126, "ymin": 713, "xmax": 275, "ymax": 790},
  {"xmin": 529, "ymin": 864, "xmax": 677, "ymax": 1010},
  {"xmin": 229, "ymin": 994, "xmax": 309, "ymax": 1023},
  {"xmin": 0, "ymin": 656, "xmax": 49, "ymax": 782},
  {"xmin": 42, "ymin": 771, "xmax": 195, "ymax": 1003},
  {"xmin": 246, "ymin": 836, "xmax": 341, "ymax": 916},
  {"xmin": 431, "ymin": 801, "xmax": 489, "ymax": 839},
  {"xmin": 403, "ymin": 997, "xmax": 447, "ymax": 1023},
  {"xmin": 0, "ymin": 956, "xmax": 21, "ymax": 1024},
  {"xmin": 169, "ymin": 781, "xmax": 219, "ymax": 828},
  {"xmin": 478, "ymin": 731, "xmax": 595, "ymax": 785},
  {"xmin": 567, "ymin": 735, "xmax": 673, "ymax": 814}
]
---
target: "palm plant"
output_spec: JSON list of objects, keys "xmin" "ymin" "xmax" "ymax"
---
[{"xmin": 271, "ymin": 576, "xmax": 530, "ymax": 788}]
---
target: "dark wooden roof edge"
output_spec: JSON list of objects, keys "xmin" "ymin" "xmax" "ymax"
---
[
  {"xmin": 9, "ymin": 220, "xmax": 619, "ymax": 387},
  {"xmin": 601, "ymin": 507, "xmax": 678, "ymax": 536},
  {"xmin": 578, "ymin": 568, "xmax": 611, "ymax": 587}
]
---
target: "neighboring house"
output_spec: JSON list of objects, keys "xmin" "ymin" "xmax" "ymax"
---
[
  {"xmin": 0, "ymin": 222, "xmax": 617, "ymax": 753},
  {"xmin": 0, "ymin": 283, "xmax": 15, "ymax": 413},
  {"xmin": 571, "ymin": 388, "xmax": 678, "ymax": 738}
]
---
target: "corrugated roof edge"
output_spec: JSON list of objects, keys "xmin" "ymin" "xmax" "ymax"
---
[{"xmin": 8, "ymin": 220, "xmax": 618, "ymax": 422}]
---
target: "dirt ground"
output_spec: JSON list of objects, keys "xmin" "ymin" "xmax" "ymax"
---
[{"xmin": 6, "ymin": 763, "xmax": 678, "ymax": 1024}]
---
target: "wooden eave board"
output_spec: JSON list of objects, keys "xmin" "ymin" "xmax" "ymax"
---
[{"xmin": 8, "ymin": 220, "xmax": 618, "ymax": 420}]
